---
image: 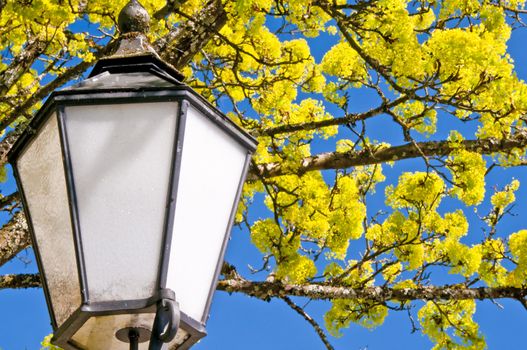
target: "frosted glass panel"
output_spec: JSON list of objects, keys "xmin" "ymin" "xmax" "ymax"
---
[
  {"xmin": 166, "ymin": 105, "xmax": 248, "ymax": 322},
  {"xmin": 64, "ymin": 102, "xmax": 177, "ymax": 302},
  {"xmin": 71, "ymin": 314, "xmax": 190, "ymax": 349},
  {"xmin": 17, "ymin": 114, "xmax": 81, "ymax": 327}
]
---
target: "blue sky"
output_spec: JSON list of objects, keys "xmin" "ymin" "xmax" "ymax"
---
[{"xmin": 3, "ymin": 10, "xmax": 527, "ymax": 350}]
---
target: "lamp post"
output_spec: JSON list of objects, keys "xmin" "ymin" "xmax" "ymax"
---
[{"xmin": 8, "ymin": 1, "xmax": 257, "ymax": 349}]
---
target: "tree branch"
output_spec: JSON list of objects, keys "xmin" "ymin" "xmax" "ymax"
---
[
  {"xmin": 0, "ymin": 191, "xmax": 20, "ymax": 209},
  {"xmin": 0, "ymin": 211, "xmax": 29, "ymax": 267},
  {"xmin": 0, "ymin": 128, "xmax": 24, "ymax": 170},
  {"xmin": 0, "ymin": 58, "xmax": 99, "ymax": 133},
  {"xmin": 153, "ymin": 0, "xmax": 227, "ymax": 69},
  {"xmin": 153, "ymin": 0, "xmax": 189, "ymax": 20},
  {"xmin": 282, "ymin": 296, "xmax": 335, "ymax": 350},
  {"xmin": 0, "ymin": 37, "xmax": 47, "ymax": 95},
  {"xmin": 254, "ymin": 95, "xmax": 410, "ymax": 137},
  {"xmin": 249, "ymin": 133, "xmax": 527, "ymax": 180},
  {"xmin": 0, "ymin": 273, "xmax": 40, "ymax": 289},
  {"xmin": 2, "ymin": 272, "xmax": 527, "ymax": 305},
  {"xmin": 217, "ymin": 278, "xmax": 527, "ymax": 303}
]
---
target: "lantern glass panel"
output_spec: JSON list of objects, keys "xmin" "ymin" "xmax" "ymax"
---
[
  {"xmin": 17, "ymin": 114, "xmax": 81, "ymax": 327},
  {"xmin": 71, "ymin": 314, "xmax": 190, "ymax": 349},
  {"xmin": 166, "ymin": 105, "xmax": 248, "ymax": 322},
  {"xmin": 63, "ymin": 102, "xmax": 178, "ymax": 302}
]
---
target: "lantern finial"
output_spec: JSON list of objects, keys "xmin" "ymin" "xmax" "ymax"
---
[
  {"xmin": 118, "ymin": 0, "xmax": 150, "ymax": 34},
  {"xmin": 110, "ymin": 0, "xmax": 158, "ymax": 57}
]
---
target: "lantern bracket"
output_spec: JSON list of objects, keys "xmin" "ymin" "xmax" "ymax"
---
[{"xmin": 149, "ymin": 289, "xmax": 180, "ymax": 350}]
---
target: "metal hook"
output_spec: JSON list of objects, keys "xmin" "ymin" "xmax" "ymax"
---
[{"xmin": 148, "ymin": 297, "xmax": 180, "ymax": 350}]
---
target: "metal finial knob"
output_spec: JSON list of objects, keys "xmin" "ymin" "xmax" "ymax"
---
[{"xmin": 118, "ymin": 0, "xmax": 150, "ymax": 34}]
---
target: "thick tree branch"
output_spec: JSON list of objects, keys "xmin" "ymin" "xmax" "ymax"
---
[
  {"xmin": 0, "ymin": 273, "xmax": 40, "ymax": 289},
  {"xmin": 2, "ymin": 272, "xmax": 527, "ymax": 305},
  {"xmin": 217, "ymin": 279, "xmax": 527, "ymax": 303},
  {"xmin": 249, "ymin": 133, "xmax": 527, "ymax": 180},
  {"xmin": 0, "ymin": 38, "xmax": 47, "ymax": 95},
  {"xmin": 0, "ymin": 211, "xmax": 29, "ymax": 267},
  {"xmin": 0, "ymin": 128, "xmax": 24, "ymax": 169},
  {"xmin": 153, "ymin": 0, "xmax": 227, "ymax": 69}
]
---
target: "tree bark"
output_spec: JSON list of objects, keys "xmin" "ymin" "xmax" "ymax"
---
[
  {"xmin": 216, "ymin": 279, "xmax": 527, "ymax": 303},
  {"xmin": 1, "ymin": 272, "xmax": 526, "ymax": 304},
  {"xmin": 0, "ymin": 129, "xmax": 23, "ymax": 169},
  {"xmin": 0, "ymin": 212, "xmax": 29, "ymax": 267},
  {"xmin": 0, "ymin": 38, "xmax": 47, "ymax": 95},
  {"xmin": 153, "ymin": 0, "xmax": 227, "ymax": 69},
  {"xmin": 249, "ymin": 133, "xmax": 527, "ymax": 180},
  {"xmin": 0, "ymin": 273, "xmax": 40, "ymax": 289}
]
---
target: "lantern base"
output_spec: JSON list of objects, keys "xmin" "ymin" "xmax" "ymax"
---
[{"xmin": 115, "ymin": 327, "xmax": 151, "ymax": 343}]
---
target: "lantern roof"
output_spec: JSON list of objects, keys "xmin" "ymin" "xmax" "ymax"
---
[{"xmin": 63, "ymin": 54, "xmax": 184, "ymax": 91}]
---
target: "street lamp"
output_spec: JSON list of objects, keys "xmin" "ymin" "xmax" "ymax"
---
[{"xmin": 8, "ymin": 1, "xmax": 257, "ymax": 349}]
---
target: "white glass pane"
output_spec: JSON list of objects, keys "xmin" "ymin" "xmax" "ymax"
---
[
  {"xmin": 166, "ymin": 105, "xmax": 248, "ymax": 322},
  {"xmin": 17, "ymin": 114, "xmax": 81, "ymax": 327},
  {"xmin": 71, "ymin": 314, "xmax": 190, "ymax": 349},
  {"xmin": 64, "ymin": 102, "xmax": 178, "ymax": 302}
]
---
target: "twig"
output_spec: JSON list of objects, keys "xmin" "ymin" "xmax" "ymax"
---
[{"xmin": 282, "ymin": 296, "xmax": 335, "ymax": 350}]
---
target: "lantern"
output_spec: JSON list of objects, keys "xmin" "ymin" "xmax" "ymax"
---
[{"xmin": 8, "ymin": 1, "xmax": 257, "ymax": 349}]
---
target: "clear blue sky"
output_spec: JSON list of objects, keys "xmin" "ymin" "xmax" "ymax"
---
[{"xmin": 2, "ymin": 12, "xmax": 527, "ymax": 350}]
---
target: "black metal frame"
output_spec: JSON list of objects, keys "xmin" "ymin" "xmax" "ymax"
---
[
  {"xmin": 8, "ymin": 58, "xmax": 257, "ymax": 350},
  {"xmin": 57, "ymin": 106, "xmax": 90, "ymax": 305},
  {"xmin": 158, "ymin": 100, "xmax": 188, "ymax": 289}
]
